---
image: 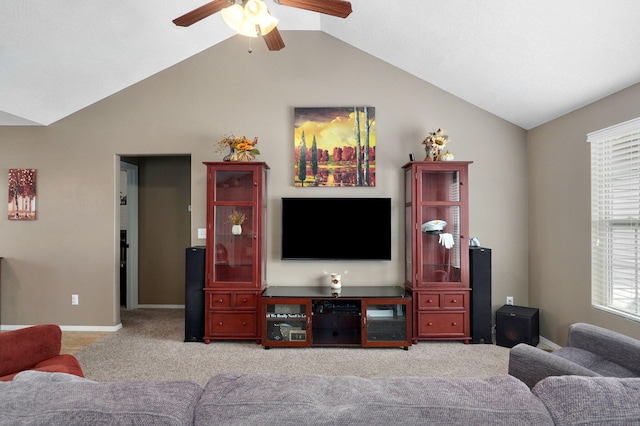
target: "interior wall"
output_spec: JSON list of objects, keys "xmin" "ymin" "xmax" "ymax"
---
[
  {"xmin": 527, "ymin": 82, "xmax": 640, "ymax": 345},
  {"xmin": 137, "ymin": 156, "xmax": 191, "ymax": 305},
  {"xmin": 0, "ymin": 31, "xmax": 527, "ymax": 328}
]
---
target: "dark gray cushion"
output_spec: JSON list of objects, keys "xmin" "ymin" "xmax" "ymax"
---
[
  {"xmin": 196, "ymin": 373, "xmax": 554, "ymax": 425},
  {"xmin": 509, "ymin": 343, "xmax": 600, "ymax": 389},
  {"xmin": 0, "ymin": 380, "xmax": 203, "ymax": 426},
  {"xmin": 553, "ymin": 347, "xmax": 636, "ymax": 378},
  {"xmin": 567, "ymin": 323, "xmax": 640, "ymax": 375},
  {"xmin": 533, "ymin": 375, "xmax": 640, "ymax": 425}
]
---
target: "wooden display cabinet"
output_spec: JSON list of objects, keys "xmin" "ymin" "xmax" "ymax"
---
[
  {"xmin": 403, "ymin": 161, "xmax": 472, "ymax": 344},
  {"xmin": 203, "ymin": 162, "xmax": 268, "ymax": 344}
]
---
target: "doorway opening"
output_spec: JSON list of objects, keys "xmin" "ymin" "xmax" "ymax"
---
[{"xmin": 119, "ymin": 155, "xmax": 191, "ymax": 311}]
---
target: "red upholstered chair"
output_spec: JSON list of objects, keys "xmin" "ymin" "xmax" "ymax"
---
[{"xmin": 0, "ymin": 324, "xmax": 84, "ymax": 381}]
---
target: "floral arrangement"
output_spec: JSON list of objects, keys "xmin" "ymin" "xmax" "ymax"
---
[
  {"xmin": 228, "ymin": 211, "xmax": 246, "ymax": 225},
  {"xmin": 217, "ymin": 135, "xmax": 260, "ymax": 161},
  {"xmin": 422, "ymin": 128, "xmax": 453, "ymax": 161}
]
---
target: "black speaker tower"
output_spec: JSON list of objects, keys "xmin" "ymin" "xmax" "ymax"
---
[
  {"xmin": 469, "ymin": 247, "xmax": 492, "ymax": 344},
  {"xmin": 185, "ymin": 246, "xmax": 205, "ymax": 342},
  {"xmin": 496, "ymin": 304, "xmax": 539, "ymax": 348}
]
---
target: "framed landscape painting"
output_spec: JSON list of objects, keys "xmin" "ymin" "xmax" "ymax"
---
[
  {"xmin": 293, "ymin": 107, "xmax": 376, "ymax": 187},
  {"xmin": 8, "ymin": 168, "xmax": 37, "ymax": 220}
]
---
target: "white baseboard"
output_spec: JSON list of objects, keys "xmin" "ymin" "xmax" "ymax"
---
[
  {"xmin": 1, "ymin": 305, "xmax": 184, "ymax": 331},
  {"xmin": 135, "ymin": 304, "xmax": 185, "ymax": 309},
  {"xmin": 492, "ymin": 325, "xmax": 561, "ymax": 349},
  {"xmin": 1, "ymin": 323, "xmax": 122, "ymax": 332},
  {"xmin": 539, "ymin": 335, "xmax": 561, "ymax": 350}
]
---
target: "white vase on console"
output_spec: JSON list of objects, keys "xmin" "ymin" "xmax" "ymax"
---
[{"xmin": 330, "ymin": 273, "xmax": 342, "ymax": 289}]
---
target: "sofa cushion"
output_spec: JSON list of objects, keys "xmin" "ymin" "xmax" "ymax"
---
[
  {"xmin": 13, "ymin": 370, "xmax": 96, "ymax": 383},
  {"xmin": 0, "ymin": 380, "xmax": 203, "ymax": 426},
  {"xmin": 553, "ymin": 347, "xmax": 636, "ymax": 378},
  {"xmin": 196, "ymin": 373, "xmax": 554, "ymax": 425},
  {"xmin": 533, "ymin": 375, "xmax": 640, "ymax": 425}
]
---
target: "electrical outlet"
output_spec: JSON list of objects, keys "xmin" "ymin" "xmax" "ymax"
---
[
  {"xmin": 506, "ymin": 296, "xmax": 513, "ymax": 305},
  {"xmin": 71, "ymin": 294, "xmax": 79, "ymax": 305}
]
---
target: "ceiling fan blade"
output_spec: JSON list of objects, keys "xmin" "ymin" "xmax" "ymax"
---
[
  {"xmin": 264, "ymin": 27, "xmax": 285, "ymax": 51},
  {"xmin": 173, "ymin": 0, "xmax": 232, "ymax": 27},
  {"xmin": 275, "ymin": 0, "xmax": 352, "ymax": 18}
]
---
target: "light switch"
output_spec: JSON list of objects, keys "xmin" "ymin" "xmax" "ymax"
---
[{"xmin": 197, "ymin": 228, "xmax": 206, "ymax": 239}]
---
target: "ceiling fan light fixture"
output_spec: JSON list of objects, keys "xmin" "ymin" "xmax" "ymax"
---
[
  {"xmin": 222, "ymin": 0, "xmax": 277, "ymax": 37},
  {"xmin": 244, "ymin": 0, "xmax": 267, "ymax": 23},
  {"xmin": 237, "ymin": 20, "xmax": 260, "ymax": 37},
  {"xmin": 221, "ymin": 4, "xmax": 245, "ymax": 31},
  {"xmin": 256, "ymin": 13, "xmax": 278, "ymax": 36}
]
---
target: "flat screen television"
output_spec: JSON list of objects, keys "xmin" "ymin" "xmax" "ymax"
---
[{"xmin": 281, "ymin": 197, "xmax": 392, "ymax": 260}]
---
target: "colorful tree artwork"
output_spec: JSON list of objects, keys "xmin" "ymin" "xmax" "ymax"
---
[
  {"xmin": 293, "ymin": 107, "xmax": 376, "ymax": 187},
  {"xmin": 8, "ymin": 169, "xmax": 37, "ymax": 220}
]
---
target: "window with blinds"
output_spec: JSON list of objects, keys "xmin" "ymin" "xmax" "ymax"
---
[{"xmin": 588, "ymin": 117, "xmax": 640, "ymax": 321}]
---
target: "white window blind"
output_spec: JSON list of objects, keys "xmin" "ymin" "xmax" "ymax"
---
[{"xmin": 588, "ymin": 117, "xmax": 640, "ymax": 321}]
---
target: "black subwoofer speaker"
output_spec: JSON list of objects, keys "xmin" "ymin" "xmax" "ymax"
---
[
  {"xmin": 496, "ymin": 304, "xmax": 539, "ymax": 348},
  {"xmin": 469, "ymin": 247, "xmax": 492, "ymax": 344},
  {"xmin": 185, "ymin": 246, "xmax": 205, "ymax": 342}
]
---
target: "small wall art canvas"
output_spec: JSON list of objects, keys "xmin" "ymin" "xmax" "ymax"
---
[
  {"xmin": 294, "ymin": 107, "xmax": 376, "ymax": 187},
  {"xmin": 8, "ymin": 168, "xmax": 37, "ymax": 220}
]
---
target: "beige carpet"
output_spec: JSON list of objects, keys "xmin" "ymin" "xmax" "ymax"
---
[{"xmin": 75, "ymin": 308, "xmax": 510, "ymax": 386}]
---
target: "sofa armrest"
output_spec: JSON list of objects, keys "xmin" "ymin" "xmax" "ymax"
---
[
  {"xmin": 0, "ymin": 324, "xmax": 62, "ymax": 378},
  {"xmin": 508, "ymin": 343, "xmax": 599, "ymax": 388},
  {"xmin": 567, "ymin": 323, "xmax": 640, "ymax": 375}
]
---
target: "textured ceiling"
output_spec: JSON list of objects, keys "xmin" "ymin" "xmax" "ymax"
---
[{"xmin": 1, "ymin": 0, "xmax": 639, "ymax": 129}]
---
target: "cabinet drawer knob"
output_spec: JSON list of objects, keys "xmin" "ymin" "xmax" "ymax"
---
[
  {"xmin": 241, "ymin": 298, "xmax": 248, "ymax": 303},
  {"xmin": 427, "ymin": 322, "xmax": 433, "ymax": 326},
  {"xmin": 452, "ymin": 322, "xmax": 457, "ymax": 326},
  {"xmin": 217, "ymin": 299, "xmax": 224, "ymax": 303},
  {"xmin": 218, "ymin": 321, "xmax": 223, "ymax": 325},
  {"xmin": 452, "ymin": 299, "xmax": 457, "ymax": 303},
  {"xmin": 242, "ymin": 322, "xmax": 247, "ymax": 326},
  {"xmin": 427, "ymin": 299, "xmax": 433, "ymax": 303}
]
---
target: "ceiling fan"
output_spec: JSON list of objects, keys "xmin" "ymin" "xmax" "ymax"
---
[{"xmin": 172, "ymin": 0, "xmax": 353, "ymax": 51}]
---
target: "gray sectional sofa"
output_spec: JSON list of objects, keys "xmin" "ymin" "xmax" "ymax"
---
[
  {"xmin": 509, "ymin": 322, "xmax": 640, "ymax": 389},
  {"xmin": 2, "ymin": 370, "xmax": 640, "ymax": 425}
]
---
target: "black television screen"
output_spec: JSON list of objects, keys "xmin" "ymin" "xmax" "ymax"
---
[{"xmin": 281, "ymin": 197, "xmax": 392, "ymax": 260}]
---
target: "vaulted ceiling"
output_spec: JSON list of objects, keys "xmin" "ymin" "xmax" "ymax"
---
[{"xmin": 1, "ymin": 1, "xmax": 639, "ymax": 129}]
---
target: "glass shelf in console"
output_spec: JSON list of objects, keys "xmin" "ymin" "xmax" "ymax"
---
[
  {"xmin": 263, "ymin": 299, "xmax": 310, "ymax": 347},
  {"xmin": 365, "ymin": 302, "xmax": 409, "ymax": 343}
]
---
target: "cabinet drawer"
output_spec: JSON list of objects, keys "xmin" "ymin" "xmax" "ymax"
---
[
  {"xmin": 417, "ymin": 292, "xmax": 466, "ymax": 309},
  {"xmin": 418, "ymin": 293, "xmax": 441, "ymax": 309},
  {"xmin": 208, "ymin": 293, "xmax": 231, "ymax": 308},
  {"xmin": 209, "ymin": 313, "xmax": 257, "ymax": 335},
  {"xmin": 208, "ymin": 292, "xmax": 257, "ymax": 309},
  {"xmin": 443, "ymin": 293, "xmax": 465, "ymax": 309},
  {"xmin": 235, "ymin": 293, "xmax": 257, "ymax": 309},
  {"xmin": 417, "ymin": 312, "xmax": 465, "ymax": 335}
]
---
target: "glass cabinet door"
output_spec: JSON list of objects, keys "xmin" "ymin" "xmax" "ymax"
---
[
  {"xmin": 212, "ymin": 170, "xmax": 256, "ymax": 285},
  {"xmin": 263, "ymin": 300, "xmax": 310, "ymax": 347},
  {"xmin": 418, "ymin": 169, "xmax": 462, "ymax": 285},
  {"xmin": 363, "ymin": 300, "xmax": 410, "ymax": 347}
]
